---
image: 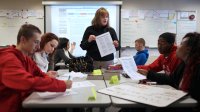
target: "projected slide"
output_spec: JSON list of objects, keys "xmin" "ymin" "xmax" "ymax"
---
[{"xmin": 46, "ymin": 6, "xmax": 118, "ymax": 56}]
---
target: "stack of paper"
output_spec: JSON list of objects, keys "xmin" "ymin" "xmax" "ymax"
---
[{"xmin": 119, "ymin": 57, "xmax": 146, "ymax": 80}]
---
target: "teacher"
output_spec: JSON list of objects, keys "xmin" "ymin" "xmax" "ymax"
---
[{"xmin": 80, "ymin": 7, "xmax": 120, "ymax": 69}]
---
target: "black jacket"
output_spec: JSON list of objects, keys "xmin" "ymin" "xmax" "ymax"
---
[
  {"xmin": 147, "ymin": 61, "xmax": 200, "ymax": 108},
  {"xmin": 80, "ymin": 26, "xmax": 120, "ymax": 61},
  {"xmin": 54, "ymin": 49, "xmax": 75, "ymax": 64}
]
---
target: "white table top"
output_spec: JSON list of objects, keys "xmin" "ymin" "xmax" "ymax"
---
[
  {"xmin": 104, "ymin": 75, "xmax": 198, "ymax": 108},
  {"xmin": 23, "ymin": 70, "xmax": 197, "ymax": 109},
  {"xmin": 23, "ymin": 80, "xmax": 111, "ymax": 108}
]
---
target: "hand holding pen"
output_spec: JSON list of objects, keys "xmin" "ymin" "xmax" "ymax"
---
[{"xmin": 65, "ymin": 76, "xmax": 72, "ymax": 89}]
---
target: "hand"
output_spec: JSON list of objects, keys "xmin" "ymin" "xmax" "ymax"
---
[
  {"xmin": 70, "ymin": 42, "xmax": 76, "ymax": 52},
  {"xmin": 88, "ymin": 35, "xmax": 96, "ymax": 42},
  {"xmin": 137, "ymin": 69, "xmax": 149, "ymax": 76},
  {"xmin": 46, "ymin": 71, "xmax": 58, "ymax": 78},
  {"xmin": 113, "ymin": 40, "xmax": 119, "ymax": 47},
  {"xmin": 65, "ymin": 80, "xmax": 72, "ymax": 89}
]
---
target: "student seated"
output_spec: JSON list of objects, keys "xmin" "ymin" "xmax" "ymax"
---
[
  {"xmin": 0, "ymin": 24, "xmax": 72, "ymax": 112},
  {"xmin": 33, "ymin": 33, "xmax": 59, "ymax": 74},
  {"xmin": 54, "ymin": 38, "xmax": 75, "ymax": 70},
  {"xmin": 138, "ymin": 32, "xmax": 180, "ymax": 75},
  {"xmin": 133, "ymin": 38, "xmax": 149, "ymax": 66},
  {"xmin": 138, "ymin": 32, "xmax": 200, "ymax": 112}
]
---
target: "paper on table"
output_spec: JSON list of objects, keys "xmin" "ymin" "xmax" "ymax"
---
[
  {"xmin": 37, "ymin": 90, "xmax": 77, "ymax": 99},
  {"xmin": 96, "ymin": 32, "xmax": 116, "ymax": 57},
  {"xmin": 119, "ymin": 57, "xmax": 146, "ymax": 80},
  {"xmin": 98, "ymin": 84, "xmax": 187, "ymax": 107},
  {"xmin": 61, "ymin": 71, "xmax": 87, "ymax": 78},
  {"xmin": 72, "ymin": 81, "xmax": 96, "ymax": 89}
]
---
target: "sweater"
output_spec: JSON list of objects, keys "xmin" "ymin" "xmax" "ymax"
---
[
  {"xmin": 54, "ymin": 49, "xmax": 75, "ymax": 64},
  {"xmin": 80, "ymin": 26, "xmax": 120, "ymax": 61},
  {"xmin": 134, "ymin": 49, "xmax": 149, "ymax": 66},
  {"xmin": 138, "ymin": 45, "xmax": 180, "ymax": 75}
]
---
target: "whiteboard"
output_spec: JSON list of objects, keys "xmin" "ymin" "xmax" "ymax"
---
[
  {"xmin": 121, "ymin": 10, "xmax": 197, "ymax": 47},
  {"xmin": 98, "ymin": 84, "xmax": 187, "ymax": 107},
  {"xmin": 45, "ymin": 5, "xmax": 120, "ymax": 57},
  {"xmin": 0, "ymin": 10, "xmax": 44, "ymax": 46}
]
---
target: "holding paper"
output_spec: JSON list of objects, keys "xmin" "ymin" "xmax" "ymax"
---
[
  {"xmin": 96, "ymin": 32, "xmax": 116, "ymax": 57},
  {"xmin": 119, "ymin": 57, "xmax": 146, "ymax": 80}
]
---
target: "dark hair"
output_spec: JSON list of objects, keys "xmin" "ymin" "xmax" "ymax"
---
[
  {"xmin": 40, "ymin": 33, "xmax": 59, "ymax": 50},
  {"xmin": 135, "ymin": 38, "xmax": 145, "ymax": 46},
  {"xmin": 17, "ymin": 24, "xmax": 41, "ymax": 44},
  {"xmin": 57, "ymin": 38, "xmax": 69, "ymax": 49},
  {"xmin": 183, "ymin": 32, "xmax": 200, "ymax": 65},
  {"xmin": 92, "ymin": 7, "xmax": 110, "ymax": 28},
  {"xmin": 159, "ymin": 32, "xmax": 176, "ymax": 44}
]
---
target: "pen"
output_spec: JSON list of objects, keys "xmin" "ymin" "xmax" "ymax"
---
[
  {"xmin": 68, "ymin": 76, "xmax": 71, "ymax": 80},
  {"xmin": 146, "ymin": 82, "xmax": 157, "ymax": 85}
]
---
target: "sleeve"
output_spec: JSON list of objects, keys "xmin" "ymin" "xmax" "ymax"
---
[
  {"xmin": 169, "ymin": 54, "xmax": 181, "ymax": 74},
  {"xmin": 56, "ymin": 49, "xmax": 71, "ymax": 64},
  {"xmin": 68, "ymin": 51, "xmax": 75, "ymax": 59},
  {"xmin": 137, "ymin": 55, "xmax": 163, "ymax": 72},
  {"xmin": 109, "ymin": 28, "xmax": 120, "ymax": 51},
  {"xmin": 134, "ymin": 53, "xmax": 146, "ymax": 66},
  {"xmin": 80, "ymin": 27, "xmax": 92, "ymax": 50},
  {"xmin": 189, "ymin": 65, "xmax": 200, "ymax": 103},
  {"xmin": 147, "ymin": 71, "xmax": 172, "ymax": 85},
  {"xmin": 1, "ymin": 57, "xmax": 66, "ymax": 92},
  {"xmin": 147, "ymin": 63, "xmax": 184, "ymax": 89}
]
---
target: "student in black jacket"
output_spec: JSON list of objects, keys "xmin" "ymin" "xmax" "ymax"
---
[
  {"xmin": 54, "ymin": 38, "xmax": 75, "ymax": 70},
  {"xmin": 80, "ymin": 7, "xmax": 120, "ymax": 69},
  {"xmin": 138, "ymin": 32, "xmax": 200, "ymax": 111}
]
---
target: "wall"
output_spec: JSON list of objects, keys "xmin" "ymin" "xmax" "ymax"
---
[
  {"xmin": 121, "ymin": 0, "xmax": 200, "ymax": 57},
  {"xmin": 0, "ymin": 0, "xmax": 44, "ymax": 46},
  {"xmin": 122, "ymin": 0, "xmax": 200, "ymax": 31},
  {"xmin": 1, "ymin": 0, "xmax": 200, "ymax": 57}
]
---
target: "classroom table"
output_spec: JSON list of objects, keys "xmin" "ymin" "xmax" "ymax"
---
[
  {"xmin": 104, "ymin": 75, "xmax": 198, "ymax": 110},
  {"xmin": 23, "ymin": 71, "xmax": 111, "ymax": 110},
  {"xmin": 23, "ymin": 70, "xmax": 197, "ymax": 111}
]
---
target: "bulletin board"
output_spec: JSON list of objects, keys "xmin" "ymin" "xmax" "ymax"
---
[{"xmin": 121, "ymin": 10, "xmax": 197, "ymax": 47}]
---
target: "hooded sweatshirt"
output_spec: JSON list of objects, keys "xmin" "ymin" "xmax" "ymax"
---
[
  {"xmin": 138, "ymin": 45, "xmax": 181, "ymax": 75},
  {"xmin": 0, "ymin": 46, "xmax": 66, "ymax": 112},
  {"xmin": 134, "ymin": 49, "xmax": 149, "ymax": 66}
]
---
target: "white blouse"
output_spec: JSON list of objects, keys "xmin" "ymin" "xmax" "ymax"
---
[
  {"xmin": 64, "ymin": 48, "xmax": 71, "ymax": 59},
  {"xmin": 33, "ymin": 51, "xmax": 49, "ymax": 72}
]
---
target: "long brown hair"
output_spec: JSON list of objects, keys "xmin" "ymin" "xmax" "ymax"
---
[
  {"xmin": 92, "ymin": 7, "xmax": 110, "ymax": 28},
  {"xmin": 39, "ymin": 32, "xmax": 59, "ymax": 51},
  {"xmin": 182, "ymin": 32, "xmax": 200, "ymax": 75}
]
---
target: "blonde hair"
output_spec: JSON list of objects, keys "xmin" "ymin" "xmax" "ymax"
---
[
  {"xmin": 92, "ymin": 7, "xmax": 110, "ymax": 28},
  {"xmin": 135, "ymin": 38, "xmax": 145, "ymax": 46}
]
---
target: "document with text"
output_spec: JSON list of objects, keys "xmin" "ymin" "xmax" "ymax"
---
[
  {"xmin": 119, "ymin": 57, "xmax": 146, "ymax": 80},
  {"xmin": 96, "ymin": 32, "xmax": 116, "ymax": 57}
]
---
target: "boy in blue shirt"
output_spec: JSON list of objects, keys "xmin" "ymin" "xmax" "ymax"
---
[{"xmin": 134, "ymin": 38, "xmax": 149, "ymax": 65}]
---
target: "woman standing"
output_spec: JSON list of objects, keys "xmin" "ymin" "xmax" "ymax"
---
[{"xmin": 80, "ymin": 7, "xmax": 120, "ymax": 69}]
